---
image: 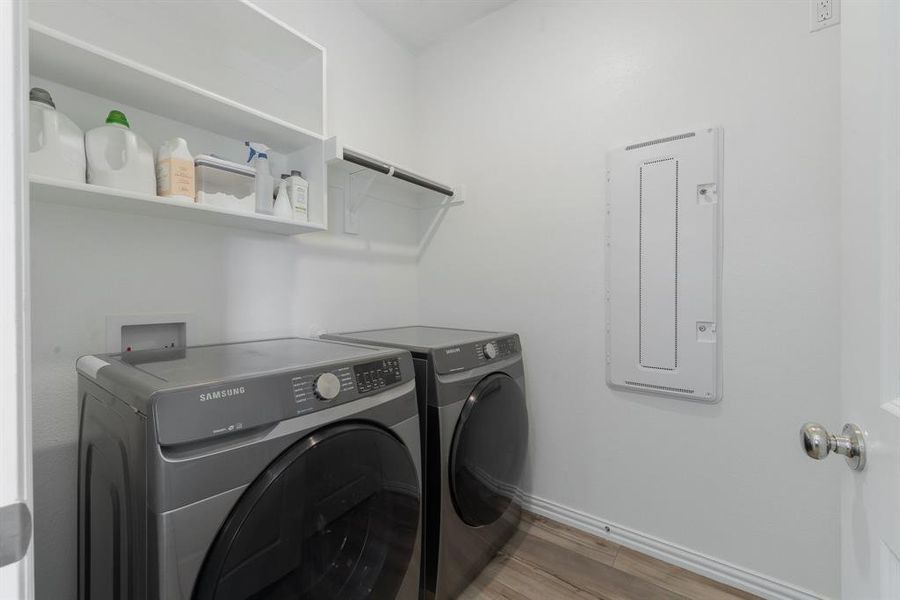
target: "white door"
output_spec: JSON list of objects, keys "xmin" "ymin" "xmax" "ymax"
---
[
  {"xmin": 837, "ymin": 0, "xmax": 900, "ymax": 598},
  {"xmin": 0, "ymin": 0, "xmax": 33, "ymax": 599}
]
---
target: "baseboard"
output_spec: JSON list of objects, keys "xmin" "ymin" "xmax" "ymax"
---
[{"xmin": 520, "ymin": 493, "xmax": 829, "ymax": 600}]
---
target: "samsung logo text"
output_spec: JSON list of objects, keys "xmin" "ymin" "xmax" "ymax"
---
[{"xmin": 200, "ymin": 387, "xmax": 246, "ymax": 402}]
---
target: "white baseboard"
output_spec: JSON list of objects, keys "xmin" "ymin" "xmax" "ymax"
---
[{"xmin": 520, "ymin": 493, "xmax": 829, "ymax": 600}]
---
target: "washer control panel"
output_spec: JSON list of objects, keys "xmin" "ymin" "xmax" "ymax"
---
[
  {"xmin": 155, "ymin": 350, "xmax": 413, "ymax": 445},
  {"xmin": 289, "ymin": 354, "xmax": 409, "ymax": 416},
  {"xmin": 354, "ymin": 357, "xmax": 403, "ymax": 394},
  {"xmin": 292, "ymin": 365, "xmax": 356, "ymax": 409}
]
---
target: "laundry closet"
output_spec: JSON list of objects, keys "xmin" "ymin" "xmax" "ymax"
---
[{"xmin": 1, "ymin": 1, "xmax": 898, "ymax": 600}]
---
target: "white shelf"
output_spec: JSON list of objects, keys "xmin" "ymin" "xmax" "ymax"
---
[
  {"xmin": 29, "ymin": 23, "xmax": 323, "ymax": 154},
  {"xmin": 30, "ymin": 176, "xmax": 327, "ymax": 237}
]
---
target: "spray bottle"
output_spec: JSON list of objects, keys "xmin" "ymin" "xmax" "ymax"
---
[{"xmin": 245, "ymin": 141, "xmax": 273, "ymax": 215}]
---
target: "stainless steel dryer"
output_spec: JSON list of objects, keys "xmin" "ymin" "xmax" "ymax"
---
[
  {"xmin": 323, "ymin": 327, "xmax": 529, "ymax": 600},
  {"xmin": 76, "ymin": 337, "xmax": 422, "ymax": 600}
]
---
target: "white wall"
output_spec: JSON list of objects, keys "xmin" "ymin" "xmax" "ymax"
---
[
  {"xmin": 30, "ymin": 1, "xmax": 846, "ymax": 598},
  {"xmin": 414, "ymin": 1, "xmax": 841, "ymax": 597},
  {"xmin": 28, "ymin": 2, "xmax": 421, "ymax": 598}
]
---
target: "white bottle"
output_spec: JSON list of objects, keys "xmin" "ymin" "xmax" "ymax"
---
[
  {"xmin": 156, "ymin": 138, "xmax": 195, "ymax": 201},
  {"xmin": 285, "ymin": 170, "xmax": 309, "ymax": 222},
  {"xmin": 85, "ymin": 110, "xmax": 156, "ymax": 195},
  {"xmin": 273, "ymin": 177, "xmax": 293, "ymax": 219},
  {"xmin": 246, "ymin": 141, "xmax": 273, "ymax": 215},
  {"xmin": 28, "ymin": 88, "xmax": 86, "ymax": 183}
]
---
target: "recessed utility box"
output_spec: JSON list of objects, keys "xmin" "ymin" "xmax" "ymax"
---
[
  {"xmin": 121, "ymin": 322, "xmax": 186, "ymax": 353},
  {"xmin": 606, "ymin": 128, "xmax": 723, "ymax": 403},
  {"xmin": 106, "ymin": 313, "xmax": 193, "ymax": 353}
]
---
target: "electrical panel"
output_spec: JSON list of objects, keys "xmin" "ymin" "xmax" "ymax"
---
[{"xmin": 606, "ymin": 128, "xmax": 723, "ymax": 402}]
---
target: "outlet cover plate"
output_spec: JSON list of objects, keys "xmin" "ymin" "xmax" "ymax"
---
[{"xmin": 810, "ymin": 0, "xmax": 840, "ymax": 32}]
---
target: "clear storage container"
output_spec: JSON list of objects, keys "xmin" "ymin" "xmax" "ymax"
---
[{"xmin": 194, "ymin": 154, "xmax": 255, "ymax": 212}]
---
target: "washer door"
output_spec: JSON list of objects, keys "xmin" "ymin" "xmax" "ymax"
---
[
  {"xmin": 450, "ymin": 373, "xmax": 528, "ymax": 527},
  {"xmin": 192, "ymin": 422, "xmax": 420, "ymax": 600}
]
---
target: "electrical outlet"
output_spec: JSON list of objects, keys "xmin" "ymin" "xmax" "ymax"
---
[{"xmin": 810, "ymin": 0, "xmax": 840, "ymax": 32}]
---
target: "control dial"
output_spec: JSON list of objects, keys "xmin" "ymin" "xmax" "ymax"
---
[
  {"xmin": 483, "ymin": 342, "xmax": 499, "ymax": 360},
  {"xmin": 314, "ymin": 372, "xmax": 341, "ymax": 401}
]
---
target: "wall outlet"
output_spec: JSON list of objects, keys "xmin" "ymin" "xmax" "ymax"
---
[{"xmin": 810, "ymin": 0, "xmax": 840, "ymax": 32}]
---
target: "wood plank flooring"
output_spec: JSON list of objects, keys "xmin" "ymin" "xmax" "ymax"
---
[{"xmin": 460, "ymin": 512, "xmax": 761, "ymax": 600}]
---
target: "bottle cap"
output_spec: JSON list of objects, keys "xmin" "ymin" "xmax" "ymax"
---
[
  {"xmin": 30, "ymin": 88, "xmax": 55, "ymax": 109},
  {"xmin": 244, "ymin": 141, "xmax": 269, "ymax": 162},
  {"xmin": 291, "ymin": 170, "xmax": 303, "ymax": 177},
  {"xmin": 105, "ymin": 110, "xmax": 130, "ymax": 128}
]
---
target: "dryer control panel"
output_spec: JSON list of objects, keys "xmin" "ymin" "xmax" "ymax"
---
[
  {"xmin": 433, "ymin": 334, "xmax": 521, "ymax": 374},
  {"xmin": 477, "ymin": 337, "xmax": 519, "ymax": 362}
]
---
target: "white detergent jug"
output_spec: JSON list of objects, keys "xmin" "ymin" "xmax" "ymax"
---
[
  {"xmin": 28, "ymin": 88, "xmax": 86, "ymax": 183},
  {"xmin": 85, "ymin": 110, "xmax": 155, "ymax": 195}
]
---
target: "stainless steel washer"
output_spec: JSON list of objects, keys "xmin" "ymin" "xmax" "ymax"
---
[{"xmin": 76, "ymin": 337, "xmax": 422, "ymax": 600}]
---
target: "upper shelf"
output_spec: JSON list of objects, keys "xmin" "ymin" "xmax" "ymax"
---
[
  {"xmin": 325, "ymin": 137, "xmax": 458, "ymax": 202},
  {"xmin": 30, "ymin": 176, "xmax": 327, "ymax": 237},
  {"xmin": 28, "ymin": 0, "xmax": 324, "ymax": 141},
  {"xmin": 29, "ymin": 20, "xmax": 324, "ymax": 154}
]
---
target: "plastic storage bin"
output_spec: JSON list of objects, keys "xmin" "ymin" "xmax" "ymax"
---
[{"xmin": 194, "ymin": 154, "xmax": 255, "ymax": 212}]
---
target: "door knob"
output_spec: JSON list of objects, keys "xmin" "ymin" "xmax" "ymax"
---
[{"xmin": 800, "ymin": 422, "xmax": 866, "ymax": 471}]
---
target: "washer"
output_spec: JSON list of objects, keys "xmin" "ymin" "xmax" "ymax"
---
[
  {"xmin": 76, "ymin": 337, "xmax": 422, "ymax": 600},
  {"xmin": 323, "ymin": 326, "xmax": 529, "ymax": 600}
]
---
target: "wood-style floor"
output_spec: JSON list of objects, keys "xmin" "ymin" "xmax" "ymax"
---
[{"xmin": 461, "ymin": 512, "xmax": 761, "ymax": 600}]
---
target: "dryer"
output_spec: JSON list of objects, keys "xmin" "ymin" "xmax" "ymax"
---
[
  {"xmin": 323, "ymin": 327, "xmax": 529, "ymax": 600},
  {"xmin": 76, "ymin": 337, "xmax": 422, "ymax": 600}
]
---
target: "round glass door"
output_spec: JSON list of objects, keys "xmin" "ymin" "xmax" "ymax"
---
[
  {"xmin": 450, "ymin": 373, "xmax": 528, "ymax": 527},
  {"xmin": 192, "ymin": 422, "xmax": 420, "ymax": 600}
]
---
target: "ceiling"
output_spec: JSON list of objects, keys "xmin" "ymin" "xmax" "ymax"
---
[{"xmin": 354, "ymin": 0, "xmax": 515, "ymax": 53}]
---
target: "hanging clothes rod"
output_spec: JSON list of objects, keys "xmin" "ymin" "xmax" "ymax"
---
[
  {"xmin": 342, "ymin": 148, "xmax": 391, "ymax": 175},
  {"xmin": 392, "ymin": 167, "xmax": 454, "ymax": 197},
  {"xmin": 342, "ymin": 148, "xmax": 455, "ymax": 197}
]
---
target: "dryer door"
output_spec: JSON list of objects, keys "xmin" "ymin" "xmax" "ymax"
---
[
  {"xmin": 192, "ymin": 422, "xmax": 420, "ymax": 600},
  {"xmin": 450, "ymin": 373, "xmax": 528, "ymax": 527}
]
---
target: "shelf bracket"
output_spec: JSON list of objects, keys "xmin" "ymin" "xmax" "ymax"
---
[{"xmin": 345, "ymin": 168, "xmax": 380, "ymax": 234}]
